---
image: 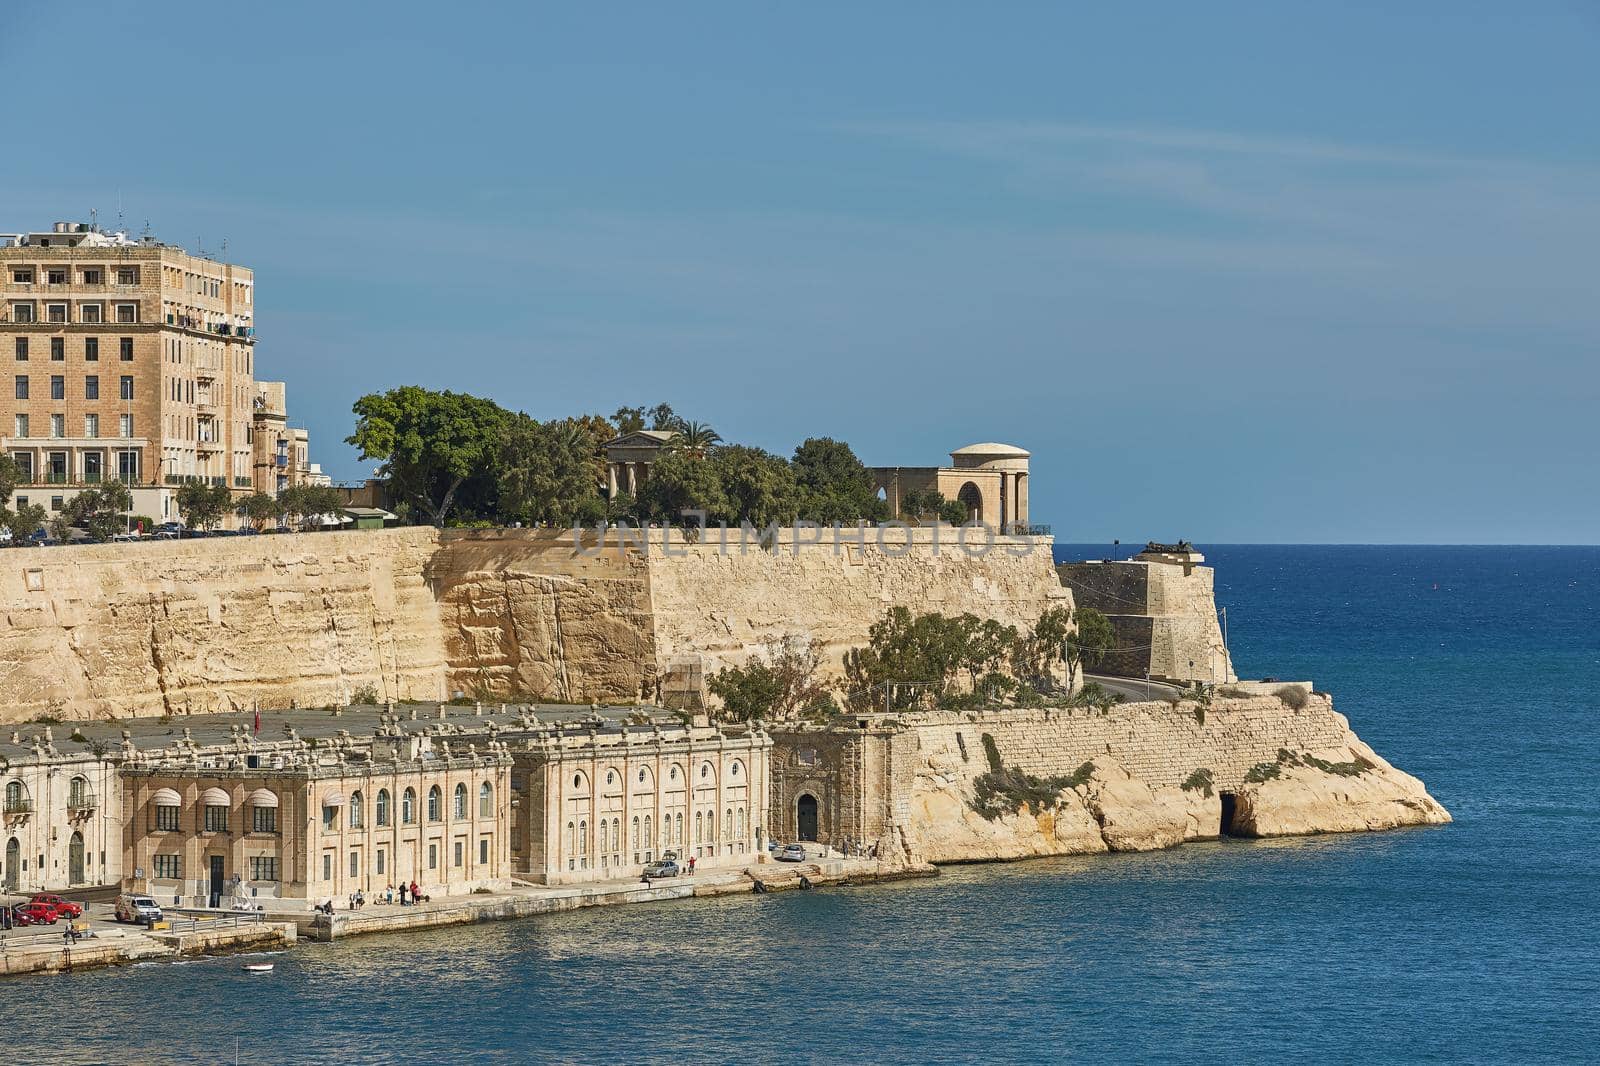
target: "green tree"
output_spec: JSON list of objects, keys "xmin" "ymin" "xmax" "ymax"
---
[
  {"xmin": 63, "ymin": 482, "xmax": 134, "ymax": 541},
  {"xmin": 792, "ymin": 437, "xmax": 887, "ymax": 524},
  {"xmin": 1066, "ymin": 606, "xmax": 1117, "ymax": 681},
  {"xmin": 280, "ymin": 485, "xmax": 346, "ymax": 528},
  {"xmin": 239, "ymin": 492, "xmax": 282, "ymax": 530},
  {"xmin": 666, "ymin": 421, "xmax": 721, "ymax": 459},
  {"xmin": 612, "ymin": 403, "xmax": 681, "ymax": 435},
  {"xmin": 635, "ymin": 450, "xmax": 730, "ymax": 525},
  {"xmin": 0, "ymin": 454, "xmax": 22, "ymax": 501},
  {"xmin": 348, "ymin": 387, "xmax": 511, "ymax": 526},
  {"xmin": 176, "ymin": 482, "xmax": 233, "ymax": 529},
  {"xmin": 1, "ymin": 502, "xmax": 47, "ymax": 542},
  {"xmin": 710, "ymin": 445, "xmax": 799, "ymax": 527},
  {"xmin": 708, "ymin": 635, "xmax": 828, "ymax": 723},
  {"xmin": 496, "ymin": 415, "xmax": 605, "ymax": 526}
]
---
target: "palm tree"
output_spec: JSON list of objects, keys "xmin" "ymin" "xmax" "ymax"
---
[{"xmin": 669, "ymin": 421, "xmax": 722, "ymax": 459}]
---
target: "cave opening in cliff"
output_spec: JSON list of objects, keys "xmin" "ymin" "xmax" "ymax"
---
[{"xmin": 1218, "ymin": 792, "xmax": 1239, "ymax": 836}]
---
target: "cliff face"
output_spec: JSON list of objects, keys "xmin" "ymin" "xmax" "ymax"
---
[
  {"xmin": 0, "ymin": 529, "xmax": 447, "ymax": 721},
  {"xmin": 897, "ymin": 695, "xmax": 1449, "ymax": 864}
]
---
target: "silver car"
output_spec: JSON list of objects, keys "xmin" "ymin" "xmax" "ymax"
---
[{"xmin": 777, "ymin": 843, "xmax": 808, "ymax": 863}]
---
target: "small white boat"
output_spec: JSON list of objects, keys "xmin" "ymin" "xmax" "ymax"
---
[{"xmin": 242, "ymin": 962, "xmax": 274, "ymax": 973}]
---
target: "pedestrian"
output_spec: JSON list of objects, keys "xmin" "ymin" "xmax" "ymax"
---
[
  {"xmin": 398, "ymin": 882, "xmax": 408, "ymax": 906},
  {"xmin": 688, "ymin": 855, "xmax": 696, "ymax": 876},
  {"xmin": 409, "ymin": 880, "xmax": 421, "ymax": 904}
]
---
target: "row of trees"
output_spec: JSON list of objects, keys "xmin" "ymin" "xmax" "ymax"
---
[
  {"xmin": 347, "ymin": 387, "xmax": 892, "ymax": 528},
  {"xmin": 706, "ymin": 606, "xmax": 1118, "ymax": 722}
]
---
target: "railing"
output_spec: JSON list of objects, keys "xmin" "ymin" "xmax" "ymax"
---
[
  {"xmin": 3, "ymin": 798, "xmax": 32, "ymax": 815},
  {"xmin": 234, "ymin": 476, "xmax": 254, "ymax": 488},
  {"xmin": 165, "ymin": 474, "xmax": 230, "ymax": 487},
  {"xmin": 67, "ymin": 791, "xmax": 97, "ymax": 811},
  {"xmin": 165, "ymin": 910, "xmax": 265, "ymax": 934},
  {"xmin": 44, "ymin": 472, "xmax": 67, "ymax": 484}
]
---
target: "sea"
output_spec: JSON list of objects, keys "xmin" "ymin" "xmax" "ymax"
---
[{"xmin": 1, "ymin": 544, "xmax": 1595, "ymax": 1064}]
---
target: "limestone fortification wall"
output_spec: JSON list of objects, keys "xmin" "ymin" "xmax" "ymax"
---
[
  {"xmin": 1057, "ymin": 558, "xmax": 1234, "ymax": 683},
  {"xmin": 0, "ymin": 528, "xmax": 447, "ymax": 722},
  {"xmin": 0, "ymin": 527, "xmax": 1072, "ymax": 724}
]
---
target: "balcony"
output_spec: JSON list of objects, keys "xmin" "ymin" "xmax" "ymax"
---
[
  {"xmin": 3, "ymin": 798, "xmax": 33, "ymax": 815},
  {"xmin": 234, "ymin": 476, "xmax": 254, "ymax": 488},
  {"xmin": 68, "ymin": 790, "xmax": 98, "ymax": 812}
]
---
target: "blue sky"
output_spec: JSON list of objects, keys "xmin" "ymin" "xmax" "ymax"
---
[{"xmin": 6, "ymin": 2, "xmax": 1597, "ymax": 542}]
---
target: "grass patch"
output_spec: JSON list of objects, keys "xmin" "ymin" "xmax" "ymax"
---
[
  {"xmin": 1244, "ymin": 761, "xmax": 1282, "ymax": 783},
  {"xmin": 1246, "ymin": 747, "xmax": 1373, "ymax": 784},
  {"xmin": 1275, "ymin": 685, "xmax": 1309, "ymax": 710},
  {"xmin": 980, "ymin": 732, "xmax": 1002, "ymax": 773},
  {"xmin": 1181, "ymin": 768, "xmax": 1214, "ymax": 797},
  {"xmin": 1216, "ymin": 685, "xmax": 1252, "ymax": 699}
]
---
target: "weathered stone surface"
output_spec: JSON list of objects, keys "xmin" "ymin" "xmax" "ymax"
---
[{"xmin": 1232, "ymin": 739, "xmax": 1453, "ymax": 836}]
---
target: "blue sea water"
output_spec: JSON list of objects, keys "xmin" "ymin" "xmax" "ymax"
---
[{"xmin": 2, "ymin": 545, "xmax": 1597, "ymax": 1065}]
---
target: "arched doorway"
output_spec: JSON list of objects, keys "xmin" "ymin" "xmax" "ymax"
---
[
  {"xmin": 69, "ymin": 831, "xmax": 85, "ymax": 885},
  {"xmin": 957, "ymin": 481, "xmax": 983, "ymax": 524},
  {"xmin": 796, "ymin": 793, "xmax": 819, "ymax": 842},
  {"xmin": 4, "ymin": 837, "xmax": 18, "ymax": 892}
]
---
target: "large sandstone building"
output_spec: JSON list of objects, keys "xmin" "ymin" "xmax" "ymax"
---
[{"xmin": 0, "ymin": 221, "xmax": 310, "ymax": 525}]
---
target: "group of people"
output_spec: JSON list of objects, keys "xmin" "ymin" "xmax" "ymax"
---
[{"xmin": 315, "ymin": 881, "xmax": 429, "ymax": 915}]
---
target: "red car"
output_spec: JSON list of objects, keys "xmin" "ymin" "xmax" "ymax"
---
[
  {"xmin": 29, "ymin": 893, "xmax": 83, "ymax": 919},
  {"xmin": 12, "ymin": 902, "xmax": 58, "ymax": 925}
]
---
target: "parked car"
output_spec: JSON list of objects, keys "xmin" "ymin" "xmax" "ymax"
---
[
  {"xmin": 642, "ymin": 859, "xmax": 681, "ymax": 879},
  {"xmin": 777, "ymin": 843, "xmax": 808, "ymax": 863},
  {"xmin": 114, "ymin": 894, "xmax": 163, "ymax": 924},
  {"xmin": 30, "ymin": 893, "xmax": 83, "ymax": 919},
  {"xmin": 13, "ymin": 902, "xmax": 58, "ymax": 925}
]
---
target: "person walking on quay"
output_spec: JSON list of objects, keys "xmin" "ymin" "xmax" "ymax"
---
[
  {"xmin": 398, "ymin": 882, "xmax": 408, "ymax": 906},
  {"xmin": 688, "ymin": 855, "xmax": 696, "ymax": 876},
  {"xmin": 409, "ymin": 880, "xmax": 421, "ymax": 904}
]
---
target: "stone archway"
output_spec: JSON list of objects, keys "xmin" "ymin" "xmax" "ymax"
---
[
  {"xmin": 957, "ymin": 481, "xmax": 983, "ymax": 524},
  {"xmin": 796, "ymin": 793, "xmax": 819, "ymax": 842}
]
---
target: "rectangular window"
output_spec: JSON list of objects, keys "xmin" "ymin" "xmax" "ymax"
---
[
  {"xmin": 85, "ymin": 375, "xmax": 98, "ymax": 400},
  {"xmin": 119, "ymin": 413, "xmax": 132, "ymax": 438},
  {"xmin": 10, "ymin": 303, "xmax": 34, "ymax": 323},
  {"xmin": 250, "ymin": 856, "xmax": 279, "ymax": 881},
  {"xmin": 82, "ymin": 268, "xmax": 103, "ymax": 285},
  {"xmin": 252, "ymin": 806, "xmax": 277, "ymax": 833},
  {"xmin": 119, "ymin": 337, "xmax": 134, "ymax": 360},
  {"xmin": 47, "ymin": 304, "xmax": 67, "ymax": 323},
  {"xmin": 13, "ymin": 415, "xmax": 27, "ymax": 438},
  {"xmin": 50, "ymin": 375, "xmax": 63, "ymax": 400},
  {"xmin": 84, "ymin": 337, "xmax": 98, "ymax": 361},
  {"xmin": 115, "ymin": 303, "xmax": 137, "ymax": 323},
  {"xmin": 117, "ymin": 267, "xmax": 138, "ymax": 285},
  {"xmin": 84, "ymin": 414, "xmax": 98, "ymax": 438},
  {"xmin": 479, "ymin": 837, "xmax": 489, "ymax": 865},
  {"xmin": 454, "ymin": 841, "xmax": 463, "ymax": 868},
  {"xmin": 120, "ymin": 375, "xmax": 133, "ymax": 400},
  {"xmin": 322, "ymin": 853, "xmax": 332, "ymax": 882},
  {"xmin": 80, "ymin": 303, "xmax": 102, "ymax": 324},
  {"xmin": 46, "ymin": 269, "xmax": 66, "ymax": 285},
  {"xmin": 204, "ymin": 805, "xmax": 228, "ymax": 832},
  {"xmin": 49, "ymin": 414, "xmax": 63, "ymax": 439},
  {"xmin": 350, "ymin": 851, "xmax": 359, "ymax": 878},
  {"xmin": 154, "ymin": 854, "xmax": 180, "ymax": 879},
  {"xmin": 428, "ymin": 843, "xmax": 438, "ymax": 871},
  {"xmin": 11, "ymin": 269, "xmax": 33, "ymax": 284},
  {"xmin": 14, "ymin": 375, "xmax": 27, "ymax": 400},
  {"xmin": 376, "ymin": 848, "xmax": 386, "ymax": 875},
  {"xmin": 322, "ymin": 806, "xmax": 336, "ymax": 831},
  {"xmin": 14, "ymin": 337, "xmax": 25, "ymax": 361},
  {"xmin": 155, "ymin": 805, "xmax": 179, "ymax": 832},
  {"xmin": 50, "ymin": 495, "xmax": 62, "ymax": 511},
  {"xmin": 50, "ymin": 338, "xmax": 63, "ymax": 361}
]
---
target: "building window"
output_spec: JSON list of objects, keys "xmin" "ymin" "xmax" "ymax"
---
[
  {"xmin": 453, "ymin": 840, "xmax": 463, "ymax": 868},
  {"xmin": 82, "ymin": 268, "xmax": 103, "ymax": 285},
  {"xmin": 376, "ymin": 848, "xmax": 386, "ymax": 875},
  {"xmin": 204, "ymin": 805, "xmax": 228, "ymax": 833},
  {"xmin": 250, "ymin": 856, "xmax": 279, "ymax": 882},
  {"xmin": 50, "ymin": 375, "xmax": 63, "ymax": 400},
  {"xmin": 120, "ymin": 375, "xmax": 133, "ymax": 400},
  {"xmin": 154, "ymin": 854, "xmax": 181, "ymax": 879},
  {"xmin": 322, "ymin": 853, "xmax": 332, "ymax": 881},
  {"xmin": 350, "ymin": 851, "xmax": 360, "ymax": 878},
  {"xmin": 115, "ymin": 303, "xmax": 137, "ymax": 323},
  {"xmin": 252, "ymin": 806, "xmax": 277, "ymax": 833},
  {"xmin": 427, "ymin": 786, "xmax": 441, "ymax": 823},
  {"xmin": 453, "ymin": 783, "xmax": 467, "ymax": 820},
  {"xmin": 644, "ymin": 815, "xmax": 652, "ymax": 852},
  {"xmin": 84, "ymin": 414, "xmax": 98, "ymax": 438},
  {"xmin": 401, "ymin": 788, "xmax": 415, "ymax": 824},
  {"xmin": 49, "ymin": 414, "xmax": 63, "ymax": 439},
  {"xmin": 695, "ymin": 811, "xmax": 703, "ymax": 844},
  {"xmin": 11, "ymin": 269, "xmax": 32, "ymax": 284},
  {"xmin": 14, "ymin": 375, "xmax": 27, "ymax": 400},
  {"xmin": 632, "ymin": 816, "xmax": 641, "ymax": 851},
  {"xmin": 479, "ymin": 837, "xmax": 488, "ymax": 865},
  {"xmin": 50, "ymin": 495, "xmax": 63, "ymax": 511},
  {"xmin": 428, "ymin": 843, "xmax": 438, "ymax": 871},
  {"xmin": 49, "ymin": 337, "xmax": 63, "ymax": 361},
  {"xmin": 4, "ymin": 780, "xmax": 28, "ymax": 812},
  {"xmin": 349, "ymin": 791, "xmax": 364, "ymax": 829},
  {"xmin": 47, "ymin": 304, "xmax": 67, "ymax": 323},
  {"xmin": 119, "ymin": 337, "xmax": 133, "ymax": 361},
  {"xmin": 10, "ymin": 303, "xmax": 34, "ymax": 323},
  {"xmin": 13, "ymin": 416, "xmax": 27, "ymax": 438},
  {"xmin": 376, "ymin": 789, "xmax": 391, "ymax": 826},
  {"xmin": 84, "ymin": 375, "xmax": 98, "ymax": 400},
  {"xmin": 13, "ymin": 338, "xmax": 25, "ymax": 361},
  {"xmin": 322, "ymin": 805, "xmax": 337, "ymax": 831},
  {"xmin": 152, "ymin": 800, "xmax": 180, "ymax": 831},
  {"xmin": 80, "ymin": 303, "xmax": 102, "ymax": 324},
  {"xmin": 479, "ymin": 782, "xmax": 493, "ymax": 818},
  {"xmin": 84, "ymin": 337, "xmax": 98, "ymax": 361},
  {"xmin": 119, "ymin": 413, "xmax": 132, "ymax": 438}
]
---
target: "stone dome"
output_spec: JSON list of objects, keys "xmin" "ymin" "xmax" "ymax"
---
[{"xmin": 949, "ymin": 442, "xmax": 1030, "ymax": 471}]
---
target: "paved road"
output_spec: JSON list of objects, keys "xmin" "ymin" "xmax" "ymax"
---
[{"xmin": 1084, "ymin": 672, "xmax": 1184, "ymax": 702}]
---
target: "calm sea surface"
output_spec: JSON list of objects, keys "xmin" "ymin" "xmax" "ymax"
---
[{"xmin": 3, "ymin": 545, "xmax": 1596, "ymax": 1064}]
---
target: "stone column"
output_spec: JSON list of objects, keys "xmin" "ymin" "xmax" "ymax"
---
[{"xmin": 607, "ymin": 463, "xmax": 618, "ymax": 499}]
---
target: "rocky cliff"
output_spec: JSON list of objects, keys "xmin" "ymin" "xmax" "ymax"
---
[{"xmin": 897, "ymin": 694, "xmax": 1449, "ymax": 863}]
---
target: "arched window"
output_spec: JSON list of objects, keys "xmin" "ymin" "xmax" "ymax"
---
[
  {"xmin": 644, "ymin": 814, "xmax": 652, "ymax": 848},
  {"xmin": 695, "ymin": 811, "xmax": 703, "ymax": 844},
  {"xmin": 674, "ymin": 812, "xmax": 683, "ymax": 845},
  {"xmin": 611, "ymin": 817, "xmax": 620, "ymax": 853},
  {"xmin": 453, "ymin": 783, "xmax": 467, "ymax": 819},
  {"xmin": 427, "ymin": 786, "xmax": 442, "ymax": 822},
  {"xmin": 3, "ymin": 780, "xmax": 24, "ymax": 813},
  {"xmin": 376, "ymin": 789, "xmax": 391, "ymax": 827},
  {"xmin": 68, "ymin": 776, "xmax": 89, "ymax": 808},
  {"xmin": 479, "ymin": 782, "xmax": 493, "ymax": 818},
  {"xmin": 565, "ymin": 821, "xmax": 575, "ymax": 854},
  {"xmin": 349, "ymin": 790, "xmax": 364, "ymax": 829},
  {"xmin": 725, "ymin": 808, "xmax": 733, "ymax": 840},
  {"xmin": 578, "ymin": 819, "xmax": 588, "ymax": 856},
  {"xmin": 700, "ymin": 762, "xmax": 712, "ymax": 781},
  {"xmin": 401, "ymin": 788, "xmax": 416, "ymax": 824},
  {"xmin": 737, "ymin": 807, "xmax": 746, "ymax": 838},
  {"xmin": 638, "ymin": 768, "xmax": 647, "ymax": 784},
  {"xmin": 631, "ymin": 816, "xmax": 640, "ymax": 849},
  {"xmin": 606, "ymin": 770, "xmax": 615, "ymax": 786},
  {"xmin": 573, "ymin": 773, "xmax": 584, "ymax": 790},
  {"xmin": 731, "ymin": 760, "xmax": 742, "ymax": 779}
]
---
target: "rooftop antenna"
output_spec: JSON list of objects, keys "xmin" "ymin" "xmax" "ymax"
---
[{"xmin": 90, "ymin": 207, "xmax": 98, "ymax": 232}]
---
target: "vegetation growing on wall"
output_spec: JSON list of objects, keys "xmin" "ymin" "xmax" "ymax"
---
[
  {"xmin": 1181, "ymin": 768, "xmax": 1215, "ymax": 797},
  {"xmin": 1246, "ymin": 747, "xmax": 1373, "ymax": 784},
  {"xmin": 970, "ymin": 759, "xmax": 1096, "ymax": 821},
  {"xmin": 707, "ymin": 635, "xmax": 834, "ymax": 723}
]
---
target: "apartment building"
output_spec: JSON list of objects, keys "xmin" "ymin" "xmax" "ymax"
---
[{"xmin": 0, "ymin": 221, "xmax": 261, "ymax": 522}]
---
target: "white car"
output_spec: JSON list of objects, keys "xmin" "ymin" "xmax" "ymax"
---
[{"xmin": 776, "ymin": 843, "xmax": 808, "ymax": 863}]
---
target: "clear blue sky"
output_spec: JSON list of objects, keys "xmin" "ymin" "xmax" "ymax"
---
[{"xmin": 7, "ymin": 2, "xmax": 1597, "ymax": 542}]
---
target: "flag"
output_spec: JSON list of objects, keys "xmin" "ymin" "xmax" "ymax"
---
[{"xmin": 253, "ymin": 708, "xmax": 260, "ymax": 735}]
